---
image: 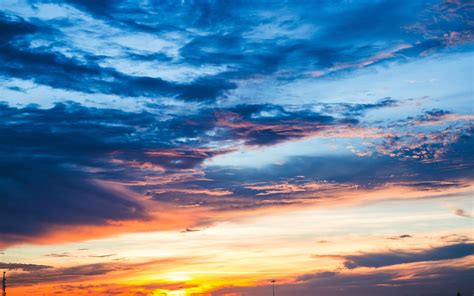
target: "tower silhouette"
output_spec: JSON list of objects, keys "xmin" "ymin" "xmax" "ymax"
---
[{"xmin": 2, "ymin": 272, "xmax": 5, "ymax": 296}]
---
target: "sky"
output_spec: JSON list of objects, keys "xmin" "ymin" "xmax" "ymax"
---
[{"xmin": 0, "ymin": 0, "xmax": 473, "ymax": 295}]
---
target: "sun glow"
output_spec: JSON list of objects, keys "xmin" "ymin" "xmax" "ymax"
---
[
  {"xmin": 163, "ymin": 272, "xmax": 193, "ymax": 282},
  {"xmin": 165, "ymin": 290, "xmax": 187, "ymax": 296}
]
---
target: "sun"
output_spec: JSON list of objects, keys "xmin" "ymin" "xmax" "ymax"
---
[{"xmin": 163, "ymin": 272, "xmax": 192, "ymax": 282}]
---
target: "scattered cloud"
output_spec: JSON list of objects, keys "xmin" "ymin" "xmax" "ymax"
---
[
  {"xmin": 387, "ymin": 234, "xmax": 413, "ymax": 240},
  {"xmin": 453, "ymin": 208, "xmax": 473, "ymax": 218}
]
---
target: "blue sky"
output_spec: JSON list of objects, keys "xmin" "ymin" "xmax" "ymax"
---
[{"xmin": 0, "ymin": 1, "xmax": 473, "ymax": 295}]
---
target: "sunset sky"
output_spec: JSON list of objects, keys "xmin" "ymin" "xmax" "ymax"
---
[{"xmin": 0, "ymin": 0, "xmax": 473, "ymax": 295}]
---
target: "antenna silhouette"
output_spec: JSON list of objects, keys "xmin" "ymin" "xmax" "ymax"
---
[
  {"xmin": 270, "ymin": 279, "xmax": 275, "ymax": 296},
  {"xmin": 2, "ymin": 272, "xmax": 5, "ymax": 296}
]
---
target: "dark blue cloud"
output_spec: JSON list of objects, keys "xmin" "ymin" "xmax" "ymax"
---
[
  {"xmin": 0, "ymin": 102, "xmax": 156, "ymax": 243},
  {"xmin": 149, "ymin": 102, "xmax": 361, "ymax": 147},
  {"xmin": 0, "ymin": 101, "xmax": 343, "ymax": 240},
  {"xmin": 0, "ymin": 100, "xmax": 348, "ymax": 235},
  {"xmin": 189, "ymin": 128, "xmax": 474, "ymax": 210},
  {"xmin": 2, "ymin": 0, "xmax": 471, "ymax": 103},
  {"xmin": 0, "ymin": 13, "xmax": 236, "ymax": 101},
  {"xmin": 217, "ymin": 265, "xmax": 474, "ymax": 296},
  {"xmin": 0, "ymin": 100, "xmax": 472, "ymax": 242},
  {"xmin": 321, "ymin": 97, "xmax": 398, "ymax": 117},
  {"xmin": 341, "ymin": 243, "xmax": 474, "ymax": 269},
  {"xmin": 0, "ymin": 12, "xmax": 37, "ymax": 43},
  {"xmin": 205, "ymin": 139, "xmax": 474, "ymax": 191}
]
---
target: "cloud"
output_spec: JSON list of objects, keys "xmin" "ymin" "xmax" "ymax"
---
[
  {"xmin": 10, "ymin": 262, "xmax": 120, "ymax": 285},
  {"xmin": 181, "ymin": 228, "xmax": 201, "ymax": 233},
  {"xmin": 45, "ymin": 252, "xmax": 73, "ymax": 258},
  {"xmin": 244, "ymin": 180, "xmax": 346, "ymax": 196},
  {"xmin": 0, "ymin": 102, "xmax": 155, "ymax": 245},
  {"xmin": 8, "ymin": 257, "xmax": 197, "ymax": 286},
  {"xmin": 88, "ymin": 254, "xmax": 117, "ymax": 258},
  {"xmin": 0, "ymin": 262, "xmax": 52, "ymax": 271},
  {"xmin": 0, "ymin": 11, "xmax": 37, "ymax": 42},
  {"xmin": 453, "ymin": 208, "xmax": 473, "ymax": 218},
  {"xmin": 0, "ymin": 99, "xmax": 472, "ymax": 246},
  {"xmin": 0, "ymin": 162, "xmax": 147, "ymax": 243},
  {"xmin": 387, "ymin": 234, "xmax": 413, "ymax": 240},
  {"xmin": 338, "ymin": 243, "xmax": 474, "ymax": 269},
  {"xmin": 405, "ymin": 0, "xmax": 474, "ymax": 47},
  {"xmin": 213, "ymin": 104, "xmax": 352, "ymax": 146},
  {"xmin": 216, "ymin": 263, "xmax": 474, "ymax": 296},
  {"xmin": 322, "ymin": 97, "xmax": 398, "ymax": 117},
  {"xmin": 205, "ymin": 147, "xmax": 473, "ymax": 194},
  {"xmin": 303, "ymin": 265, "xmax": 474, "ymax": 295},
  {"xmin": 440, "ymin": 234, "xmax": 471, "ymax": 243},
  {"xmin": 0, "ymin": 13, "xmax": 235, "ymax": 101},
  {"xmin": 0, "ymin": 3, "xmax": 472, "ymax": 294},
  {"xmin": 1, "ymin": 0, "xmax": 471, "ymax": 106},
  {"xmin": 395, "ymin": 109, "xmax": 474, "ymax": 127},
  {"xmin": 296, "ymin": 271, "xmax": 338, "ymax": 282},
  {"xmin": 363, "ymin": 123, "xmax": 474, "ymax": 162}
]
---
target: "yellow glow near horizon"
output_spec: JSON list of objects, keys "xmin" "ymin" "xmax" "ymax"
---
[
  {"xmin": 163, "ymin": 272, "xmax": 193, "ymax": 282},
  {"xmin": 168, "ymin": 290, "xmax": 190, "ymax": 296},
  {"xmin": 3, "ymin": 188, "xmax": 473, "ymax": 296}
]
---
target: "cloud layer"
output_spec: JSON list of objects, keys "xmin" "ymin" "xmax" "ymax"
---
[{"xmin": 0, "ymin": 1, "xmax": 473, "ymax": 295}]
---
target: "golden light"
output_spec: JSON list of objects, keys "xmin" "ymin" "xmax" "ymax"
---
[
  {"xmin": 163, "ymin": 272, "xmax": 192, "ymax": 282},
  {"xmin": 166, "ymin": 289, "xmax": 187, "ymax": 296}
]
